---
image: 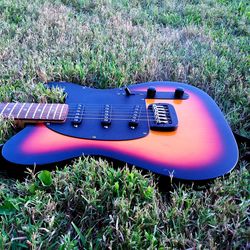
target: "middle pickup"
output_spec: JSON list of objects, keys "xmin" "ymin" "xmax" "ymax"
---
[
  {"xmin": 129, "ymin": 105, "xmax": 141, "ymax": 129},
  {"xmin": 71, "ymin": 104, "xmax": 84, "ymax": 127},
  {"xmin": 101, "ymin": 104, "xmax": 112, "ymax": 128}
]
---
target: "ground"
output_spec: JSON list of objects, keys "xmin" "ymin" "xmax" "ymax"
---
[{"xmin": 0, "ymin": 0, "xmax": 249, "ymax": 249}]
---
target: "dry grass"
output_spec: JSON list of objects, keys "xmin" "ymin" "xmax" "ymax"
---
[
  {"xmin": 0, "ymin": 0, "xmax": 249, "ymax": 135},
  {"xmin": 0, "ymin": 0, "xmax": 249, "ymax": 249}
]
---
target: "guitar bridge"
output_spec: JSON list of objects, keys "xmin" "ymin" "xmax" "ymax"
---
[{"xmin": 148, "ymin": 103, "xmax": 178, "ymax": 131}]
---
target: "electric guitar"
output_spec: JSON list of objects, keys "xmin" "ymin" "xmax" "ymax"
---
[{"xmin": 0, "ymin": 81, "xmax": 238, "ymax": 181}]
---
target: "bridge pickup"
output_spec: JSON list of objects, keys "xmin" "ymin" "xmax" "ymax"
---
[
  {"xmin": 101, "ymin": 104, "xmax": 112, "ymax": 128},
  {"xmin": 71, "ymin": 104, "xmax": 84, "ymax": 127},
  {"xmin": 129, "ymin": 105, "xmax": 141, "ymax": 129},
  {"xmin": 148, "ymin": 103, "xmax": 178, "ymax": 131}
]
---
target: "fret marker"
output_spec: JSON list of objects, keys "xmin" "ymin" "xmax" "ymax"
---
[{"xmin": 46, "ymin": 105, "xmax": 54, "ymax": 120}]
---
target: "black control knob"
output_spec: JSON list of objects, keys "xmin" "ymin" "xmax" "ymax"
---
[
  {"xmin": 174, "ymin": 88, "xmax": 184, "ymax": 99},
  {"xmin": 147, "ymin": 87, "xmax": 156, "ymax": 98}
]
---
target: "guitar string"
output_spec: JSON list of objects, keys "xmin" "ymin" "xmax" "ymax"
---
[
  {"xmin": 57, "ymin": 117, "xmax": 165, "ymax": 122},
  {"xmin": 6, "ymin": 116, "xmax": 165, "ymax": 122},
  {"xmin": 6, "ymin": 113, "xmax": 160, "ymax": 119},
  {"xmin": 4, "ymin": 103, "xmax": 173, "ymax": 107},
  {"xmin": 66, "ymin": 110, "xmax": 170, "ymax": 118},
  {"xmin": 4, "ymin": 114, "xmax": 167, "ymax": 121},
  {"xmin": 67, "ymin": 103, "xmax": 173, "ymax": 108},
  {"xmin": 64, "ymin": 112, "xmax": 170, "ymax": 122},
  {"xmin": 11, "ymin": 112, "xmax": 168, "ymax": 120},
  {"xmin": 6, "ymin": 115, "xmax": 162, "ymax": 122},
  {"xmin": 49, "ymin": 105, "xmax": 165, "ymax": 121},
  {"xmin": 65, "ymin": 114, "xmax": 166, "ymax": 119},
  {"xmin": 66, "ymin": 108, "xmax": 166, "ymax": 113},
  {"xmin": 6, "ymin": 106, "xmax": 170, "ymax": 114},
  {"xmin": 6, "ymin": 115, "xmax": 169, "ymax": 122},
  {"xmin": 65, "ymin": 105, "xmax": 170, "ymax": 121},
  {"xmin": 67, "ymin": 107, "xmax": 156, "ymax": 111},
  {"xmin": 66, "ymin": 110, "xmax": 161, "ymax": 114},
  {"xmin": 4, "ymin": 104, "xmax": 171, "ymax": 121},
  {"xmin": 2, "ymin": 104, "xmax": 171, "ymax": 113},
  {"xmin": 66, "ymin": 108, "xmax": 168, "ymax": 118},
  {"xmin": 65, "ymin": 112, "xmax": 162, "ymax": 118},
  {"xmin": 65, "ymin": 115, "xmax": 159, "ymax": 119},
  {"xmin": 4, "ymin": 110, "xmax": 165, "ymax": 119},
  {"xmin": 66, "ymin": 106, "xmax": 170, "ymax": 118},
  {"xmin": 8, "ymin": 112, "xmax": 169, "ymax": 119},
  {"xmin": 67, "ymin": 105, "xmax": 170, "ymax": 113},
  {"xmin": 3, "ymin": 103, "xmax": 173, "ymax": 109}
]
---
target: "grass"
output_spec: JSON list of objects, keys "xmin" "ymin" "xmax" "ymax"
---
[{"xmin": 0, "ymin": 0, "xmax": 249, "ymax": 249}]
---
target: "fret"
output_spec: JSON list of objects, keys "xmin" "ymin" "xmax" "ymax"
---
[
  {"xmin": 0, "ymin": 103, "xmax": 9, "ymax": 116},
  {"xmin": 8, "ymin": 103, "xmax": 18, "ymax": 118},
  {"xmin": 0, "ymin": 102, "xmax": 68, "ymax": 123},
  {"xmin": 53, "ymin": 104, "xmax": 60, "ymax": 120},
  {"xmin": 21, "ymin": 103, "xmax": 31, "ymax": 119},
  {"xmin": 40, "ymin": 103, "xmax": 47, "ymax": 119},
  {"xmin": 46, "ymin": 104, "xmax": 54, "ymax": 120},
  {"xmin": 25, "ymin": 103, "xmax": 33, "ymax": 119},
  {"xmin": 17, "ymin": 103, "xmax": 26, "ymax": 118},
  {"xmin": 58, "ymin": 104, "xmax": 65, "ymax": 120},
  {"xmin": 32, "ymin": 103, "xmax": 41, "ymax": 119},
  {"xmin": 63, "ymin": 104, "xmax": 69, "ymax": 120}
]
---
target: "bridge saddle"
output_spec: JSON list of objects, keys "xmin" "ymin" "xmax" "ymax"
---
[{"xmin": 148, "ymin": 103, "xmax": 178, "ymax": 131}]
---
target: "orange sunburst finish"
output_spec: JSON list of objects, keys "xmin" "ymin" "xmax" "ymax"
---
[
  {"xmin": 2, "ymin": 81, "xmax": 238, "ymax": 180},
  {"xmin": 21, "ymin": 96, "xmax": 221, "ymax": 168}
]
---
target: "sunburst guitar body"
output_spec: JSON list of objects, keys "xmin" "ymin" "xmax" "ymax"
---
[{"xmin": 1, "ymin": 81, "xmax": 238, "ymax": 181}]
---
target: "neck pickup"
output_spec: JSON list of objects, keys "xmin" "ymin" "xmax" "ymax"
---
[{"xmin": 0, "ymin": 103, "xmax": 68, "ymax": 124}]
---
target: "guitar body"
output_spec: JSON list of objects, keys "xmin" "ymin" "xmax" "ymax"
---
[{"xmin": 1, "ymin": 81, "xmax": 238, "ymax": 181}]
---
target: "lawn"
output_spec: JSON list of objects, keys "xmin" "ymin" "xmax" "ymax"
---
[{"xmin": 0, "ymin": 0, "xmax": 249, "ymax": 249}]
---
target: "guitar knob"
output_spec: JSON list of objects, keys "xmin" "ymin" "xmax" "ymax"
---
[
  {"xmin": 147, "ymin": 87, "xmax": 156, "ymax": 98},
  {"xmin": 174, "ymin": 88, "xmax": 184, "ymax": 98}
]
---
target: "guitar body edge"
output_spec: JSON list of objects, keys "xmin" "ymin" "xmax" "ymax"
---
[{"xmin": 1, "ymin": 81, "xmax": 239, "ymax": 181}]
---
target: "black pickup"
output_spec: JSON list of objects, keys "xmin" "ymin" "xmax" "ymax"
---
[{"xmin": 71, "ymin": 104, "xmax": 84, "ymax": 127}]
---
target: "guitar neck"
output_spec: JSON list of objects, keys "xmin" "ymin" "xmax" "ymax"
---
[{"xmin": 0, "ymin": 103, "xmax": 68, "ymax": 123}]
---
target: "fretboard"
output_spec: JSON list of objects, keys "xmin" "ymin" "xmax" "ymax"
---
[{"xmin": 0, "ymin": 103, "xmax": 68, "ymax": 123}]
